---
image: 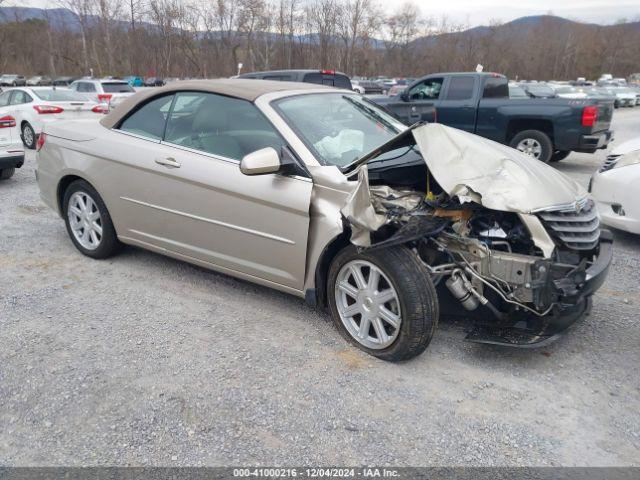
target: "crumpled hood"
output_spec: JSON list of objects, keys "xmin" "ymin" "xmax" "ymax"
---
[{"xmin": 412, "ymin": 123, "xmax": 587, "ymax": 213}]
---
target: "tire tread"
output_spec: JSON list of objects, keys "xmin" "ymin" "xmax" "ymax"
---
[
  {"xmin": 62, "ymin": 179, "xmax": 120, "ymax": 259},
  {"xmin": 510, "ymin": 129, "xmax": 553, "ymax": 163},
  {"xmin": 328, "ymin": 245, "xmax": 438, "ymax": 362}
]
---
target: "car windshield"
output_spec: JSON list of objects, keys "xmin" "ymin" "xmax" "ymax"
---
[
  {"xmin": 102, "ymin": 82, "xmax": 135, "ymax": 93},
  {"xmin": 33, "ymin": 89, "xmax": 88, "ymax": 101},
  {"xmin": 273, "ymin": 93, "xmax": 406, "ymax": 167}
]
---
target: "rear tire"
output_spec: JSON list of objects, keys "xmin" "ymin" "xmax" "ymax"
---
[
  {"xmin": 0, "ymin": 168, "xmax": 15, "ymax": 180},
  {"xmin": 550, "ymin": 150, "xmax": 571, "ymax": 162},
  {"xmin": 62, "ymin": 179, "xmax": 120, "ymax": 259},
  {"xmin": 510, "ymin": 129, "xmax": 553, "ymax": 163},
  {"xmin": 22, "ymin": 123, "xmax": 37, "ymax": 150},
  {"xmin": 327, "ymin": 245, "xmax": 439, "ymax": 362}
]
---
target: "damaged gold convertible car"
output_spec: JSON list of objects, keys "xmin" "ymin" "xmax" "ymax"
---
[{"xmin": 36, "ymin": 80, "xmax": 612, "ymax": 361}]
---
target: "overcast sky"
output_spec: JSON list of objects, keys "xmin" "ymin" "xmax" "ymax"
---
[
  {"xmin": 9, "ymin": 0, "xmax": 640, "ymax": 27},
  {"xmin": 402, "ymin": 0, "xmax": 640, "ymax": 26}
]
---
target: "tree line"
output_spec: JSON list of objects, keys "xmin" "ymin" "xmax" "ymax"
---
[{"xmin": 0, "ymin": 0, "xmax": 639, "ymax": 81}]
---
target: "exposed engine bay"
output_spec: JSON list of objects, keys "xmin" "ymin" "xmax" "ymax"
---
[{"xmin": 336, "ymin": 124, "xmax": 613, "ymax": 346}]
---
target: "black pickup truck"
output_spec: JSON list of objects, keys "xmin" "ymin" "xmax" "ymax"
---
[{"xmin": 371, "ymin": 72, "xmax": 614, "ymax": 163}]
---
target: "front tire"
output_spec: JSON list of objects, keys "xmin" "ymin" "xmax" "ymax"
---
[
  {"xmin": 62, "ymin": 179, "xmax": 120, "ymax": 259},
  {"xmin": 0, "ymin": 168, "xmax": 15, "ymax": 180},
  {"xmin": 510, "ymin": 129, "xmax": 553, "ymax": 163},
  {"xmin": 327, "ymin": 246, "xmax": 438, "ymax": 362},
  {"xmin": 22, "ymin": 123, "xmax": 37, "ymax": 150}
]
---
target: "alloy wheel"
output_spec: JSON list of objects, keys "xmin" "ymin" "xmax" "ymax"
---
[
  {"xmin": 516, "ymin": 138, "xmax": 542, "ymax": 158},
  {"xmin": 334, "ymin": 260, "xmax": 402, "ymax": 350},
  {"xmin": 67, "ymin": 191, "xmax": 103, "ymax": 250},
  {"xmin": 22, "ymin": 124, "xmax": 34, "ymax": 148}
]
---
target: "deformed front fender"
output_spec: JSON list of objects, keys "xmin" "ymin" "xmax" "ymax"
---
[{"xmin": 303, "ymin": 166, "xmax": 357, "ymax": 299}]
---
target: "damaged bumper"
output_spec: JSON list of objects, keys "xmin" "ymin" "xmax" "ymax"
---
[
  {"xmin": 465, "ymin": 230, "xmax": 613, "ymax": 347},
  {"xmin": 319, "ymin": 122, "xmax": 612, "ymax": 351}
]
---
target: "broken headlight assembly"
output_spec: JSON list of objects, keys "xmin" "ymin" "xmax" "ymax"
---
[{"xmin": 360, "ymin": 184, "xmax": 607, "ymax": 347}]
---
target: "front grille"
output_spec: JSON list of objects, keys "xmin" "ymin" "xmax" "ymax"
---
[
  {"xmin": 538, "ymin": 199, "xmax": 600, "ymax": 250},
  {"xmin": 599, "ymin": 154, "xmax": 620, "ymax": 172}
]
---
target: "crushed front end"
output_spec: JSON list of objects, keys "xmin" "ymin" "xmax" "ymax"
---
[{"xmin": 340, "ymin": 123, "xmax": 613, "ymax": 347}]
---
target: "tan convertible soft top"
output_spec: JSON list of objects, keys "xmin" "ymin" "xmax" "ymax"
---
[{"xmin": 100, "ymin": 78, "xmax": 335, "ymax": 129}]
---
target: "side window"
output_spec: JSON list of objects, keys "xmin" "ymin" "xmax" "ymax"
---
[
  {"xmin": 333, "ymin": 75, "xmax": 353, "ymax": 89},
  {"xmin": 303, "ymin": 73, "xmax": 324, "ymax": 85},
  {"xmin": 119, "ymin": 94, "xmax": 175, "ymax": 140},
  {"xmin": 76, "ymin": 82, "xmax": 93, "ymax": 92},
  {"xmin": 408, "ymin": 78, "xmax": 443, "ymax": 101},
  {"xmin": 164, "ymin": 92, "xmax": 285, "ymax": 161},
  {"xmin": 264, "ymin": 75, "xmax": 291, "ymax": 81},
  {"xmin": 10, "ymin": 91, "xmax": 31, "ymax": 104},
  {"xmin": 302, "ymin": 72, "xmax": 351, "ymax": 88},
  {"xmin": 446, "ymin": 76, "xmax": 475, "ymax": 100},
  {"xmin": 483, "ymin": 78, "xmax": 509, "ymax": 98},
  {"xmin": 0, "ymin": 91, "xmax": 11, "ymax": 107},
  {"xmin": 69, "ymin": 82, "xmax": 78, "ymax": 91}
]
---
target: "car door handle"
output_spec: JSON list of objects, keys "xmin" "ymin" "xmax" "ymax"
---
[{"xmin": 155, "ymin": 157, "xmax": 181, "ymax": 168}]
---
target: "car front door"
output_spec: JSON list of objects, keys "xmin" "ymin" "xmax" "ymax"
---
[
  {"xmin": 381, "ymin": 77, "xmax": 443, "ymax": 125},
  {"xmin": 404, "ymin": 77, "xmax": 443, "ymax": 124},
  {"xmin": 106, "ymin": 91, "xmax": 313, "ymax": 291},
  {"xmin": 436, "ymin": 75, "xmax": 478, "ymax": 132}
]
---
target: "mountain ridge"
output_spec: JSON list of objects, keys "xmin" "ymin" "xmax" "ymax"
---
[{"xmin": 1, "ymin": 7, "xmax": 639, "ymax": 45}]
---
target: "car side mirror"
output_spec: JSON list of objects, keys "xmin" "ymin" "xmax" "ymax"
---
[
  {"xmin": 240, "ymin": 147, "xmax": 282, "ymax": 176},
  {"xmin": 400, "ymin": 90, "xmax": 410, "ymax": 102}
]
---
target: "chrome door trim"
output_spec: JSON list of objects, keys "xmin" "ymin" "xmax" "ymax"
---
[
  {"xmin": 112, "ymin": 129, "xmax": 162, "ymax": 143},
  {"xmin": 120, "ymin": 196, "xmax": 296, "ymax": 245},
  {"xmin": 160, "ymin": 140, "xmax": 240, "ymax": 165}
]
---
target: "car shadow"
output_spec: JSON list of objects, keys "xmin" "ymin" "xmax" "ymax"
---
[{"xmin": 112, "ymin": 242, "xmax": 610, "ymax": 369}]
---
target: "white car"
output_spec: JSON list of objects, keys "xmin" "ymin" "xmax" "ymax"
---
[
  {"xmin": 351, "ymin": 82, "xmax": 365, "ymax": 94},
  {"xmin": 610, "ymin": 87, "xmax": 636, "ymax": 108},
  {"xmin": 552, "ymin": 86, "xmax": 589, "ymax": 99},
  {"xmin": 0, "ymin": 114, "xmax": 25, "ymax": 180},
  {"xmin": 68, "ymin": 79, "xmax": 136, "ymax": 109},
  {"xmin": 0, "ymin": 87, "xmax": 105, "ymax": 149},
  {"xmin": 590, "ymin": 137, "xmax": 640, "ymax": 234}
]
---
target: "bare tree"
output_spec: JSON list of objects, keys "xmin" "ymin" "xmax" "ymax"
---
[
  {"xmin": 148, "ymin": 0, "xmax": 180, "ymax": 76},
  {"xmin": 337, "ymin": 0, "xmax": 380, "ymax": 75},
  {"xmin": 383, "ymin": 2, "xmax": 423, "ymax": 75},
  {"xmin": 93, "ymin": 0, "xmax": 123, "ymax": 74},
  {"xmin": 2, "ymin": 0, "xmax": 640, "ymax": 81},
  {"xmin": 57, "ymin": 0, "xmax": 93, "ymax": 75},
  {"xmin": 308, "ymin": 0, "xmax": 340, "ymax": 68}
]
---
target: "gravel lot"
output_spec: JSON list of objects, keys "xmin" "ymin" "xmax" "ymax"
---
[{"xmin": 1, "ymin": 108, "xmax": 639, "ymax": 467}]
